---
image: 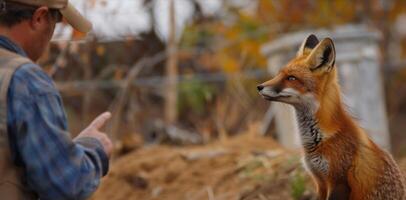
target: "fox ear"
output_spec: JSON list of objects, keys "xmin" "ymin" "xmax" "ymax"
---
[
  {"xmin": 297, "ymin": 34, "xmax": 319, "ymax": 57},
  {"xmin": 306, "ymin": 38, "xmax": 336, "ymax": 72}
]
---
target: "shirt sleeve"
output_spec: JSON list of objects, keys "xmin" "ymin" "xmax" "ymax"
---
[{"xmin": 7, "ymin": 63, "xmax": 109, "ymax": 200}]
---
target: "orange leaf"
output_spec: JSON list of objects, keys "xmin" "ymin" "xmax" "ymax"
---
[{"xmin": 71, "ymin": 29, "xmax": 86, "ymax": 40}]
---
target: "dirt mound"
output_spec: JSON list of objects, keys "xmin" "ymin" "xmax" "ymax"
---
[{"xmin": 91, "ymin": 132, "xmax": 314, "ymax": 200}]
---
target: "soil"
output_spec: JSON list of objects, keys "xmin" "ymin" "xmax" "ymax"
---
[
  {"xmin": 92, "ymin": 127, "xmax": 406, "ymax": 200},
  {"xmin": 91, "ymin": 129, "xmax": 315, "ymax": 200}
]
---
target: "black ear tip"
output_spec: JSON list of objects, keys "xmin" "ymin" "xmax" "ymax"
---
[
  {"xmin": 305, "ymin": 34, "xmax": 319, "ymax": 49},
  {"xmin": 308, "ymin": 34, "xmax": 319, "ymax": 41}
]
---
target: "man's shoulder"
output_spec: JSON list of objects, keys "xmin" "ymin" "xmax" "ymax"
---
[{"xmin": 10, "ymin": 63, "xmax": 59, "ymax": 98}]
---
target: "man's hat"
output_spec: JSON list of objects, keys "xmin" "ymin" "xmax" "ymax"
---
[{"xmin": 4, "ymin": 0, "xmax": 92, "ymax": 33}]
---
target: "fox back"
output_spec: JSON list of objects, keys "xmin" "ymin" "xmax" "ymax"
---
[{"xmin": 258, "ymin": 34, "xmax": 405, "ymax": 200}]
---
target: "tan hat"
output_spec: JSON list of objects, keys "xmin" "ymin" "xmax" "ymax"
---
[{"xmin": 5, "ymin": 0, "xmax": 92, "ymax": 33}]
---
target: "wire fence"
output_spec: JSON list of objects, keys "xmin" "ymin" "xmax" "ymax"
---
[{"xmin": 56, "ymin": 69, "xmax": 268, "ymax": 93}]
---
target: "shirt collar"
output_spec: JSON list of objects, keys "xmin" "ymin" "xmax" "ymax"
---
[{"xmin": 0, "ymin": 35, "xmax": 28, "ymax": 57}]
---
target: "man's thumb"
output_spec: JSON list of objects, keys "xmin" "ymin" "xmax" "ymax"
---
[{"xmin": 90, "ymin": 112, "xmax": 112, "ymax": 130}]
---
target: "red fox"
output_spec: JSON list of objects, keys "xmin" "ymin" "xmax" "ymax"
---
[{"xmin": 257, "ymin": 34, "xmax": 405, "ymax": 200}]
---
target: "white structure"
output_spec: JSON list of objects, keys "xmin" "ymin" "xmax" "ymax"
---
[
  {"xmin": 261, "ymin": 25, "xmax": 391, "ymax": 150},
  {"xmin": 52, "ymin": 0, "xmax": 226, "ymax": 42}
]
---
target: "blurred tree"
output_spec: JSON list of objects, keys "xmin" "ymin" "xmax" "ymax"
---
[{"xmin": 41, "ymin": 0, "xmax": 406, "ymax": 141}]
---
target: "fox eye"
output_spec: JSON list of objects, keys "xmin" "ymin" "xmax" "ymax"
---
[{"xmin": 287, "ymin": 76, "xmax": 297, "ymax": 81}]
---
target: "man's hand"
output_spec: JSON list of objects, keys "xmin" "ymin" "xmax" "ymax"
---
[{"xmin": 75, "ymin": 112, "xmax": 113, "ymax": 157}]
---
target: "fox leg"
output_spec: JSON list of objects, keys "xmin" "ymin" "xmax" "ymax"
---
[
  {"xmin": 311, "ymin": 176, "xmax": 327, "ymax": 200},
  {"xmin": 327, "ymin": 183, "xmax": 350, "ymax": 200},
  {"xmin": 317, "ymin": 184, "xmax": 327, "ymax": 200}
]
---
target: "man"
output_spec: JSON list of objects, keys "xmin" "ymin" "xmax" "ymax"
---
[{"xmin": 0, "ymin": 0, "xmax": 113, "ymax": 199}]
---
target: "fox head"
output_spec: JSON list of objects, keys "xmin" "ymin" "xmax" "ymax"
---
[{"xmin": 258, "ymin": 34, "xmax": 340, "ymax": 113}]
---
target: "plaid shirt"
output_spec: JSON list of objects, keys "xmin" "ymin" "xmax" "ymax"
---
[{"xmin": 0, "ymin": 36, "xmax": 109, "ymax": 200}]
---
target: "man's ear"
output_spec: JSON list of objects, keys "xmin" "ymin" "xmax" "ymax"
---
[
  {"xmin": 306, "ymin": 38, "xmax": 336, "ymax": 72},
  {"xmin": 297, "ymin": 34, "xmax": 319, "ymax": 57},
  {"xmin": 29, "ymin": 6, "xmax": 50, "ymax": 30}
]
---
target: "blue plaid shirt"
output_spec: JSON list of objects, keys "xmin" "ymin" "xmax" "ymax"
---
[{"xmin": 0, "ymin": 36, "xmax": 109, "ymax": 200}]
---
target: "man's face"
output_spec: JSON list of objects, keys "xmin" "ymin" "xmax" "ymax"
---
[{"xmin": 28, "ymin": 7, "xmax": 61, "ymax": 61}]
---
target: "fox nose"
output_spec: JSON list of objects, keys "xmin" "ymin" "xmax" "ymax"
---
[{"xmin": 257, "ymin": 85, "xmax": 264, "ymax": 91}]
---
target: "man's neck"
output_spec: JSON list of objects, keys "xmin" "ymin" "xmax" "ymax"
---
[{"xmin": 0, "ymin": 26, "xmax": 31, "ymax": 58}]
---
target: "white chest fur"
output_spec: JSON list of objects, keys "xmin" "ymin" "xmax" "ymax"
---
[
  {"xmin": 302, "ymin": 154, "xmax": 329, "ymax": 176},
  {"xmin": 295, "ymin": 106, "xmax": 329, "ymax": 175}
]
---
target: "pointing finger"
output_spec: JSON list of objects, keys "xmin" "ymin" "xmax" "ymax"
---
[{"xmin": 90, "ymin": 112, "xmax": 112, "ymax": 130}]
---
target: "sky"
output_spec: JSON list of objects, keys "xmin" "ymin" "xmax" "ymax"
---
[{"xmin": 53, "ymin": 0, "xmax": 226, "ymax": 42}]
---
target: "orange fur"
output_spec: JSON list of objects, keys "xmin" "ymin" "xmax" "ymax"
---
[{"xmin": 258, "ymin": 35, "xmax": 405, "ymax": 200}]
